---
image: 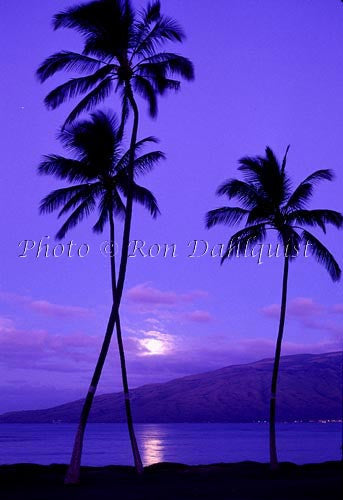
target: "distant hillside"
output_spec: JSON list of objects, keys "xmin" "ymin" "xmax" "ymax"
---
[{"xmin": 0, "ymin": 352, "xmax": 341, "ymax": 423}]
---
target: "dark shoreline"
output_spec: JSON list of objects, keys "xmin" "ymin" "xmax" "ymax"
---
[{"xmin": 1, "ymin": 461, "xmax": 341, "ymax": 500}]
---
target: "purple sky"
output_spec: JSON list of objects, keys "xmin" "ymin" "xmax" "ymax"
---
[{"xmin": 1, "ymin": 0, "xmax": 343, "ymax": 413}]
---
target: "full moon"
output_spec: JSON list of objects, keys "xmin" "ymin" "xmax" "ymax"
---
[{"xmin": 141, "ymin": 338, "xmax": 166, "ymax": 356}]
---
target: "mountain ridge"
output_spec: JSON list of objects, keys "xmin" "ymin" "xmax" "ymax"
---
[{"xmin": 1, "ymin": 351, "xmax": 341, "ymax": 423}]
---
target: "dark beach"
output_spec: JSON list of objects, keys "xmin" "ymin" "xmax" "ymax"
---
[{"xmin": 1, "ymin": 461, "xmax": 341, "ymax": 500}]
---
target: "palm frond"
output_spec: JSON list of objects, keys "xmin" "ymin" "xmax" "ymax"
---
[
  {"xmin": 37, "ymin": 51, "xmax": 103, "ymax": 83},
  {"xmin": 216, "ymin": 179, "xmax": 261, "ymax": 209},
  {"xmin": 142, "ymin": 1, "xmax": 161, "ymax": 24},
  {"xmin": 246, "ymin": 205, "xmax": 271, "ymax": 225},
  {"xmin": 221, "ymin": 223, "xmax": 267, "ymax": 263},
  {"xmin": 284, "ymin": 182, "xmax": 313, "ymax": 211},
  {"xmin": 64, "ymin": 77, "xmax": 114, "ymax": 124},
  {"xmin": 133, "ymin": 15, "xmax": 184, "ymax": 58},
  {"xmin": 132, "ymin": 75, "xmax": 157, "ymax": 116},
  {"xmin": 278, "ymin": 226, "xmax": 301, "ymax": 260},
  {"xmin": 137, "ymin": 53, "xmax": 194, "ymax": 81},
  {"xmin": 93, "ymin": 190, "xmax": 125, "ymax": 233},
  {"xmin": 115, "ymin": 136, "xmax": 159, "ymax": 171},
  {"xmin": 238, "ymin": 155, "xmax": 262, "ymax": 184},
  {"xmin": 110, "ymin": 189, "xmax": 126, "ymax": 217},
  {"xmin": 302, "ymin": 230, "xmax": 341, "ymax": 281},
  {"xmin": 132, "ymin": 151, "xmax": 166, "ymax": 176},
  {"xmin": 38, "ymin": 155, "xmax": 93, "ymax": 183},
  {"xmin": 53, "ymin": 3, "xmax": 100, "ymax": 33},
  {"xmin": 55, "ymin": 196, "xmax": 97, "ymax": 240},
  {"xmin": 39, "ymin": 184, "xmax": 93, "ymax": 214},
  {"xmin": 287, "ymin": 209, "xmax": 343, "ymax": 233},
  {"xmin": 285, "ymin": 170, "xmax": 334, "ymax": 212},
  {"xmin": 44, "ymin": 66, "xmax": 114, "ymax": 110},
  {"xmin": 281, "ymin": 145, "xmax": 290, "ymax": 173},
  {"xmin": 302, "ymin": 169, "xmax": 334, "ymax": 185},
  {"xmin": 132, "ymin": 183, "xmax": 160, "ymax": 218},
  {"xmin": 155, "ymin": 78, "xmax": 181, "ymax": 94},
  {"xmin": 205, "ymin": 207, "xmax": 249, "ymax": 229},
  {"xmin": 93, "ymin": 204, "xmax": 109, "ymax": 234},
  {"xmin": 54, "ymin": 0, "xmax": 134, "ymax": 44},
  {"xmin": 119, "ymin": 180, "xmax": 160, "ymax": 217},
  {"xmin": 58, "ymin": 184, "xmax": 101, "ymax": 217}
]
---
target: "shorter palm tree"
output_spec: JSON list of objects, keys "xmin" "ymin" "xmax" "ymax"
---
[
  {"xmin": 39, "ymin": 110, "xmax": 164, "ymax": 482},
  {"xmin": 206, "ymin": 146, "xmax": 343, "ymax": 469}
]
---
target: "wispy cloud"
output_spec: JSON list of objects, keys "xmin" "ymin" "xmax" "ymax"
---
[
  {"xmin": 262, "ymin": 297, "xmax": 324, "ymax": 319},
  {"xmin": 125, "ymin": 283, "xmax": 212, "ymax": 328},
  {"xmin": 0, "ymin": 315, "xmax": 99, "ymax": 371},
  {"xmin": 261, "ymin": 296, "xmax": 343, "ymax": 343},
  {"xmin": 0, "ymin": 291, "xmax": 93, "ymax": 319},
  {"xmin": 183, "ymin": 310, "xmax": 213, "ymax": 323},
  {"xmin": 331, "ymin": 304, "xmax": 343, "ymax": 314},
  {"xmin": 126, "ymin": 283, "xmax": 207, "ymax": 308}
]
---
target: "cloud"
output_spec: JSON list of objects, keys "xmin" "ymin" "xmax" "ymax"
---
[
  {"xmin": 262, "ymin": 297, "xmax": 324, "ymax": 319},
  {"xmin": 126, "ymin": 283, "xmax": 207, "ymax": 308},
  {"xmin": 29, "ymin": 300, "xmax": 91, "ymax": 319},
  {"xmin": 287, "ymin": 298, "xmax": 324, "ymax": 317},
  {"xmin": 184, "ymin": 310, "xmax": 213, "ymax": 323},
  {"xmin": 331, "ymin": 304, "xmax": 343, "ymax": 314},
  {"xmin": 0, "ymin": 316, "xmax": 15, "ymax": 331},
  {"xmin": 0, "ymin": 317, "xmax": 100, "ymax": 371},
  {"xmin": 0, "ymin": 291, "xmax": 93, "ymax": 319},
  {"xmin": 261, "ymin": 304, "xmax": 280, "ymax": 318},
  {"xmin": 261, "ymin": 297, "xmax": 343, "ymax": 343},
  {"xmin": 125, "ymin": 284, "xmax": 212, "ymax": 327}
]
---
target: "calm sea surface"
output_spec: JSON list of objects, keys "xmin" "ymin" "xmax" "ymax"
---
[{"xmin": 0, "ymin": 423, "xmax": 341, "ymax": 466}]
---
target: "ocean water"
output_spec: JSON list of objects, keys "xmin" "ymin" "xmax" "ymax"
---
[{"xmin": 0, "ymin": 423, "xmax": 341, "ymax": 466}]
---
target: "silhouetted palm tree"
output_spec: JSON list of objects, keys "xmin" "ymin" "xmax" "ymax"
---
[
  {"xmin": 37, "ymin": 0, "xmax": 194, "ymax": 127},
  {"xmin": 39, "ymin": 110, "xmax": 164, "ymax": 482},
  {"xmin": 37, "ymin": 2, "xmax": 193, "ymax": 478},
  {"xmin": 206, "ymin": 146, "xmax": 343, "ymax": 470}
]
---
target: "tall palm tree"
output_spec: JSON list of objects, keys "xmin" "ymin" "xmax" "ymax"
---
[
  {"xmin": 37, "ymin": 0, "xmax": 194, "ymax": 128},
  {"xmin": 37, "ymin": 2, "xmax": 193, "ymax": 479},
  {"xmin": 206, "ymin": 146, "xmax": 343, "ymax": 470},
  {"xmin": 36, "ymin": 0, "xmax": 194, "ymax": 296},
  {"xmin": 39, "ymin": 110, "xmax": 164, "ymax": 482}
]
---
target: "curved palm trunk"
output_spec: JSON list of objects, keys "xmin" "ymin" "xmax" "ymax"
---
[
  {"xmin": 115, "ymin": 313, "xmax": 143, "ymax": 472},
  {"xmin": 109, "ymin": 209, "xmax": 143, "ymax": 475},
  {"xmin": 64, "ymin": 306, "xmax": 117, "ymax": 484},
  {"xmin": 269, "ymin": 255, "xmax": 289, "ymax": 470},
  {"xmin": 111, "ymin": 85, "xmax": 143, "ymax": 473},
  {"xmin": 65, "ymin": 84, "xmax": 142, "ymax": 484},
  {"xmin": 65, "ymin": 210, "xmax": 119, "ymax": 485}
]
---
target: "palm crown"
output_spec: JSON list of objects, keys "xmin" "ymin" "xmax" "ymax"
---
[
  {"xmin": 39, "ymin": 110, "xmax": 164, "ymax": 239},
  {"xmin": 37, "ymin": 0, "xmax": 194, "ymax": 126},
  {"xmin": 206, "ymin": 146, "xmax": 343, "ymax": 281}
]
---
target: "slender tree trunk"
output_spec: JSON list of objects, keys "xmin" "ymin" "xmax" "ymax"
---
[
  {"xmin": 65, "ymin": 212, "xmax": 119, "ymax": 485},
  {"xmin": 65, "ymin": 83, "xmax": 142, "ymax": 484},
  {"xmin": 115, "ymin": 314, "xmax": 143, "ymax": 472},
  {"xmin": 64, "ymin": 307, "xmax": 117, "ymax": 484},
  {"xmin": 109, "ymin": 210, "xmax": 143, "ymax": 475},
  {"xmin": 269, "ymin": 255, "xmax": 289, "ymax": 470},
  {"xmin": 115, "ymin": 84, "xmax": 139, "ymax": 298}
]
